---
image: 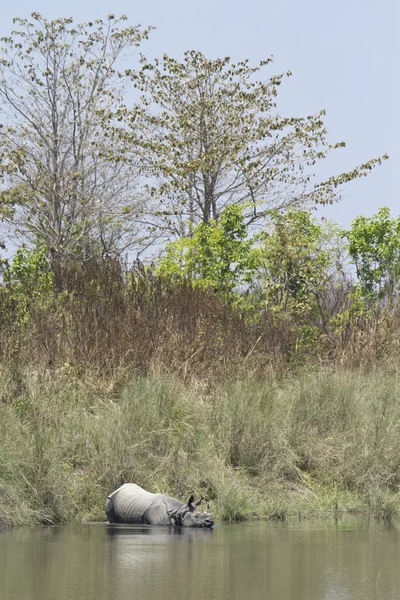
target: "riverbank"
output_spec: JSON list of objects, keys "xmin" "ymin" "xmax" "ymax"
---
[{"xmin": 1, "ymin": 366, "xmax": 399, "ymax": 527}]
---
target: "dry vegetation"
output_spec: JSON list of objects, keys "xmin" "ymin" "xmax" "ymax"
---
[{"xmin": 1, "ymin": 261, "xmax": 400, "ymax": 527}]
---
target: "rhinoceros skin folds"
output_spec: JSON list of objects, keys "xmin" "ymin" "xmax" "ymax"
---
[{"xmin": 105, "ymin": 483, "xmax": 214, "ymax": 528}]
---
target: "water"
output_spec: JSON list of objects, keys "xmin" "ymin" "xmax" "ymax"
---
[{"xmin": 0, "ymin": 519, "xmax": 399, "ymax": 600}]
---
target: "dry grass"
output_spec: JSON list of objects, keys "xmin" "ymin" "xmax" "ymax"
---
[
  {"xmin": 1, "ymin": 260, "xmax": 400, "ymax": 526},
  {"xmin": 1, "ymin": 259, "xmax": 399, "ymax": 381},
  {"xmin": 0, "ymin": 261, "xmax": 292, "ymax": 379},
  {"xmin": 1, "ymin": 367, "xmax": 399, "ymax": 527}
]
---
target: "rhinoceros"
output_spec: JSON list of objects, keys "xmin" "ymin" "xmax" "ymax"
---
[{"xmin": 105, "ymin": 483, "xmax": 214, "ymax": 528}]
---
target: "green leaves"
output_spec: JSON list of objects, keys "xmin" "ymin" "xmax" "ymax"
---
[
  {"xmin": 261, "ymin": 210, "xmax": 331, "ymax": 316},
  {"xmin": 158, "ymin": 205, "xmax": 258, "ymax": 301},
  {"xmin": 344, "ymin": 207, "xmax": 400, "ymax": 302},
  {"xmin": 2, "ymin": 246, "xmax": 53, "ymax": 325}
]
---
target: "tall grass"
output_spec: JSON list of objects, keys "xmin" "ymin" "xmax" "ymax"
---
[
  {"xmin": 1, "ymin": 367, "xmax": 399, "ymax": 527},
  {"xmin": 1, "ymin": 259, "xmax": 400, "ymax": 525},
  {"xmin": 1, "ymin": 259, "xmax": 399, "ymax": 379}
]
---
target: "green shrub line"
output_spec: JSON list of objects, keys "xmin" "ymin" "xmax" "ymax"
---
[{"xmin": 1, "ymin": 367, "xmax": 399, "ymax": 527}]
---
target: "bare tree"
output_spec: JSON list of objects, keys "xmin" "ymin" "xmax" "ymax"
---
[{"xmin": 0, "ymin": 13, "xmax": 152, "ymax": 261}]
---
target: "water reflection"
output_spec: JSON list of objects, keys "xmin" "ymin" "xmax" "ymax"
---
[
  {"xmin": 105, "ymin": 523, "xmax": 215, "ymax": 537},
  {"xmin": 0, "ymin": 519, "xmax": 398, "ymax": 600}
]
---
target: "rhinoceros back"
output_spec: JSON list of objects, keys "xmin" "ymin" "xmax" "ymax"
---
[{"xmin": 108, "ymin": 483, "xmax": 157, "ymax": 524}]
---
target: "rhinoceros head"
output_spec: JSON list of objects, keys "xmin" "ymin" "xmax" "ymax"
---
[{"xmin": 181, "ymin": 495, "xmax": 213, "ymax": 528}]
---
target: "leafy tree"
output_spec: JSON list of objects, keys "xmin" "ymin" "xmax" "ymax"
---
[
  {"xmin": 110, "ymin": 50, "xmax": 387, "ymax": 238},
  {"xmin": 158, "ymin": 205, "xmax": 258, "ymax": 299},
  {"xmin": 261, "ymin": 210, "xmax": 332, "ymax": 317},
  {"xmin": 0, "ymin": 13, "xmax": 152, "ymax": 262},
  {"xmin": 2, "ymin": 245, "xmax": 53, "ymax": 323},
  {"xmin": 345, "ymin": 207, "xmax": 400, "ymax": 302}
]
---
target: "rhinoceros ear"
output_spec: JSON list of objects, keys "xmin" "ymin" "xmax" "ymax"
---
[
  {"xmin": 187, "ymin": 495, "xmax": 195, "ymax": 511},
  {"xmin": 195, "ymin": 496, "xmax": 204, "ymax": 506}
]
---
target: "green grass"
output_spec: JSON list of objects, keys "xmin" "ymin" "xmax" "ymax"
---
[{"xmin": 1, "ymin": 366, "xmax": 400, "ymax": 527}]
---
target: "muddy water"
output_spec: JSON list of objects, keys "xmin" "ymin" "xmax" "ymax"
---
[{"xmin": 0, "ymin": 519, "xmax": 399, "ymax": 599}]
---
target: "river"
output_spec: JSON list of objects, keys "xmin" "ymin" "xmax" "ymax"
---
[{"xmin": 0, "ymin": 518, "xmax": 399, "ymax": 599}]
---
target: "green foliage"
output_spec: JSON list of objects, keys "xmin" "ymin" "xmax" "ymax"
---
[
  {"xmin": 261, "ymin": 210, "xmax": 331, "ymax": 316},
  {"xmin": 345, "ymin": 207, "xmax": 400, "ymax": 302},
  {"xmin": 2, "ymin": 246, "xmax": 53, "ymax": 323},
  {"xmin": 158, "ymin": 205, "xmax": 259, "ymax": 300}
]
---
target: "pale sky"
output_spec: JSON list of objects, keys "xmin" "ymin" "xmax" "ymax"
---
[{"xmin": 0, "ymin": 0, "xmax": 398, "ymax": 227}]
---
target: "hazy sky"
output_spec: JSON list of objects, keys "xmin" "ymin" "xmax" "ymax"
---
[{"xmin": 1, "ymin": 0, "xmax": 398, "ymax": 226}]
